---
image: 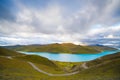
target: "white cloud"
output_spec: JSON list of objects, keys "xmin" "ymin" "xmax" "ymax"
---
[
  {"xmin": 35, "ymin": 5, "xmax": 63, "ymax": 26},
  {"xmin": 84, "ymin": 24, "xmax": 120, "ymax": 39},
  {"xmin": 104, "ymin": 34, "xmax": 114, "ymax": 39},
  {"xmin": 0, "ymin": 0, "xmax": 120, "ymax": 46}
]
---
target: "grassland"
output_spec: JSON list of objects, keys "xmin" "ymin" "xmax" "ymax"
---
[
  {"xmin": 0, "ymin": 47, "xmax": 65, "ymax": 80},
  {"xmin": 0, "ymin": 46, "xmax": 24, "ymax": 56},
  {"xmin": 0, "ymin": 46, "xmax": 120, "ymax": 80},
  {"xmin": 53, "ymin": 61, "xmax": 83, "ymax": 72}
]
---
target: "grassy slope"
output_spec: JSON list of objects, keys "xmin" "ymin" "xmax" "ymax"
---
[
  {"xmin": 0, "ymin": 46, "xmax": 59, "ymax": 69},
  {"xmin": 0, "ymin": 46, "xmax": 24, "ymax": 56},
  {"xmin": 0, "ymin": 57, "xmax": 48, "ymax": 80},
  {"xmin": 0, "ymin": 47, "xmax": 120, "ymax": 80},
  {"xmin": 53, "ymin": 61, "xmax": 83, "ymax": 72},
  {"xmin": 0, "ymin": 47, "xmax": 64, "ymax": 80},
  {"xmin": 91, "ymin": 45, "xmax": 117, "ymax": 51},
  {"xmin": 68, "ymin": 52, "xmax": 120, "ymax": 80},
  {"xmin": 4, "ymin": 43, "xmax": 117, "ymax": 54},
  {"xmin": 50, "ymin": 52, "xmax": 120, "ymax": 80},
  {"xmin": 15, "ymin": 55, "xmax": 64, "ymax": 74}
]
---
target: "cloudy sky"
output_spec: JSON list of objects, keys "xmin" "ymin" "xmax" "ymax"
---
[{"xmin": 0, "ymin": 0, "xmax": 120, "ymax": 47}]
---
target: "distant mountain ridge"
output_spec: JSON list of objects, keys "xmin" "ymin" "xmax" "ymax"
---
[{"xmin": 2, "ymin": 43, "xmax": 117, "ymax": 54}]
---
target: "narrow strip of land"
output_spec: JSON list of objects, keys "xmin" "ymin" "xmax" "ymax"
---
[{"xmin": 27, "ymin": 62, "xmax": 79, "ymax": 76}]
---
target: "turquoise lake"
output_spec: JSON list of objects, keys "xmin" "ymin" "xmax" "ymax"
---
[{"xmin": 20, "ymin": 50, "xmax": 119, "ymax": 62}]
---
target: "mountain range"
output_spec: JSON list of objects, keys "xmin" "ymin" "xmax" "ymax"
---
[{"xmin": 3, "ymin": 43, "xmax": 117, "ymax": 54}]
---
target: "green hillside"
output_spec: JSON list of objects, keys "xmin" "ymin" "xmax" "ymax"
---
[
  {"xmin": 3, "ymin": 43, "xmax": 117, "ymax": 54},
  {"xmin": 71, "ymin": 52, "xmax": 120, "ymax": 80},
  {"xmin": 0, "ymin": 46, "xmax": 24, "ymax": 56},
  {"xmin": 0, "ymin": 47, "xmax": 120, "ymax": 80},
  {"xmin": 51, "ymin": 52, "xmax": 120, "ymax": 80},
  {"xmin": 0, "ymin": 47, "xmax": 64, "ymax": 80},
  {"xmin": 91, "ymin": 45, "xmax": 117, "ymax": 51},
  {"xmin": 14, "ymin": 55, "xmax": 62, "ymax": 73}
]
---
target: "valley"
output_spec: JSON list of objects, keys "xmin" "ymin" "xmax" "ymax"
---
[{"xmin": 0, "ymin": 46, "xmax": 120, "ymax": 80}]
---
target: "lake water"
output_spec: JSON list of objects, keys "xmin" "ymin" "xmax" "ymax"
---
[{"xmin": 20, "ymin": 50, "xmax": 119, "ymax": 62}]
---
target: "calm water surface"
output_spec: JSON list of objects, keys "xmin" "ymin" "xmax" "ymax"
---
[{"xmin": 20, "ymin": 50, "xmax": 119, "ymax": 62}]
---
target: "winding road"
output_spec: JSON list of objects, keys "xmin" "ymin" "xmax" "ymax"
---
[
  {"xmin": 81, "ymin": 63, "xmax": 88, "ymax": 69},
  {"xmin": 27, "ymin": 62, "xmax": 79, "ymax": 76},
  {"xmin": 1, "ymin": 56, "xmax": 79, "ymax": 76}
]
